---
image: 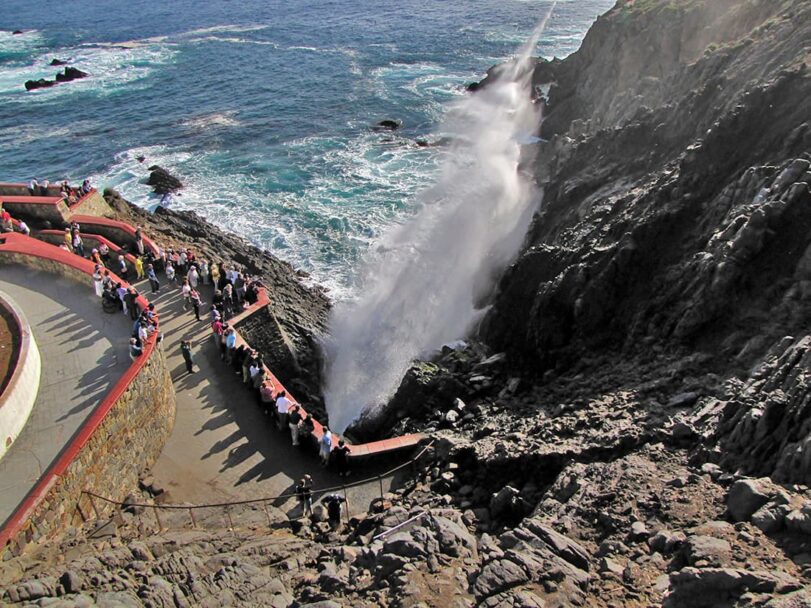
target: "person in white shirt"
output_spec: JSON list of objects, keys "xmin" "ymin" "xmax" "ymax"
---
[{"xmin": 275, "ymin": 391, "xmax": 291, "ymax": 430}]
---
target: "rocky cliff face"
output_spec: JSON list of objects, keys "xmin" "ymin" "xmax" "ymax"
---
[{"xmin": 480, "ymin": 0, "xmax": 811, "ymax": 482}]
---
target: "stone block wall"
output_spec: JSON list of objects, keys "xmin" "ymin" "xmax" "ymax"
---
[
  {"xmin": 3, "ymin": 347, "xmax": 174, "ymax": 557},
  {"xmin": 71, "ymin": 190, "xmax": 114, "ymax": 219}
]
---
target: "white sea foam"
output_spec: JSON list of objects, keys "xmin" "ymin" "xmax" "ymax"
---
[
  {"xmin": 181, "ymin": 111, "xmax": 241, "ymax": 130},
  {"xmin": 0, "ymin": 41, "xmax": 175, "ymax": 98},
  {"xmin": 323, "ymin": 5, "xmax": 557, "ymax": 433},
  {"xmin": 90, "ymin": 124, "xmax": 442, "ymax": 300}
]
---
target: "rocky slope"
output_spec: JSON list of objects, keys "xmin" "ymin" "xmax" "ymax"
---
[{"xmin": 2, "ymin": 1, "xmax": 811, "ymax": 606}]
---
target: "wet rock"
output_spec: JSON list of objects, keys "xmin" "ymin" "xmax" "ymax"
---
[
  {"xmin": 373, "ymin": 119, "xmax": 401, "ymax": 131},
  {"xmin": 55, "ymin": 67, "xmax": 88, "ymax": 82},
  {"xmin": 147, "ymin": 165, "xmax": 183, "ymax": 194},
  {"xmin": 25, "ymin": 78, "xmax": 57, "ymax": 91},
  {"xmin": 50, "ymin": 58, "xmax": 68, "ymax": 66}
]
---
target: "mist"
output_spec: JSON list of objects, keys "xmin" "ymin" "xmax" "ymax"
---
[{"xmin": 323, "ymin": 8, "xmax": 555, "ymax": 433}]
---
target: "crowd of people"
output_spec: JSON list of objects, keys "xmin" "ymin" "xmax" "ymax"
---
[
  {"xmin": 4, "ymin": 188, "xmax": 355, "ymax": 526},
  {"xmin": 27, "ymin": 177, "xmax": 92, "ymax": 206}
]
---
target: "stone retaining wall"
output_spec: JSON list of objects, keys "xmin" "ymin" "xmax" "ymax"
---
[
  {"xmin": 0, "ymin": 242, "xmax": 175, "ymax": 558},
  {"xmin": 4, "ymin": 347, "xmax": 174, "ymax": 557}
]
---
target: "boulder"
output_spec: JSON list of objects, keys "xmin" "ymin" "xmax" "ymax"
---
[
  {"xmin": 683, "ymin": 535, "xmax": 731, "ymax": 567},
  {"xmin": 726, "ymin": 478, "xmax": 776, "ymax": 522},
  {"xmin": 50, "ymin": 58, "xmax": 68, "ymax": 66},
  {"xmin": 12, "ymin": 30, "xmax": 23, "ymax": 35},
  {"xmin": 147, "ymin": 165, "xmax": 184, "ymax": 194},
  {"xmin": 474, "ymin": 558, "xmax": 529, "ymax": 598}
]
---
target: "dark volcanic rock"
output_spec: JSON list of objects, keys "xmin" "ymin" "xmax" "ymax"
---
[
  {"xmin": 49, "ymin": 58, "xmax": 67, "ymax": 66},
  {"xmin": 55, "ymin": 66, "xmax": 88, "ymax": 82},
  {"xmin": 373, "ymin": 119, "xmax": 401, "ymax": 131},
  {"xmin": 12, "ymin": 30, "xmax": 23, "ymax": 35},
  {"xmin": 146, "ymin": 165, "xmax": 183, "ymax": 194},
  {"xmin": 24, "ymin": 78, "xmax": 56, "ymax": 91}
]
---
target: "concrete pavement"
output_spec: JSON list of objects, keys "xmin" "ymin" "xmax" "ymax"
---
[{"xmin": 0, "ymin": 264, "xmax": 132, "ymax": 528}]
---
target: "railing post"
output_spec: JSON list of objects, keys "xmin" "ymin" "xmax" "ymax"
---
[
  {"xmin": 188, "ymin": 507, "xmax": 197, "ymax": 529},
  {"xmin": 87, "ymin": 492, "xmax": 101, "ymax": 519},
  {"xmin": 378, "ymin": 475, "xmax": 384, "ymax": 500},
  {"xmin": 225, "ymin": 505, "xmax": 234, "ymax": 534},
  {"xmin": 342, "ymin": 486, "xmax": 350, "ymax": 521},
  {"xmin": 152, "ymin": 506, "xmax": 163, "ymax": 532}
]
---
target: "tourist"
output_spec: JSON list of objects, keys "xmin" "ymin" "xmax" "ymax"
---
[
  {"xmin": 17, "ymin": 220, "xmax": 30, "ymax": 236},
  {"xmin": 275, "ymin": 390, "xmax": 291, "ymax": 431},
  {"xmin": 165, "ymin": 261, "xmax": 176, "ymax": 285},
  {"xmin": 39, "ymin": 179, "xmax": 49, "ymax": 196},
  {"xmin": 98, "ymin": 242, "xmax": 110, "ymax": 264},
  {"xmin": 190, "ymin": 289, "xmax": 203, "ymax": 321},
  {"xmin": 211, "ymin": 316, "xmax": 224, "ymax": 350},
  {"xmin": 129, "ymin": 337, "xmax": 142, "ymax": 361},
  {"xmin": 295, "ymin": 475, "xmax": 313, "ymax": 517},
  {"xmin": 81, "ymin": 179, "xmax": 91, "ymax": 195},
  {"xmin": 300, "ymin": 414, "xmax": 315, "ymax": 450},
  {"xmin": 259, "ymin": 379, "xmax": 275, "ymax": 415},
  {"xmin": 333, "ymin": 440, "xmax": 351, "ymax": 477},
  {"xmin": 72, "ymin": 230, "xmax": 84, "ymax": 257},
  {"xmin": 90, "ymin": 248, "xmax": 102, "ymax": 267},
  {"xmin": 134, "ymin": 227, "xmax": 145, "ymax": 257},
  {"xmin": 288, "ymin": 405, "xmax": 302, "ymax": 446},
  {"xmin": 116, "ymin": 283, "xmax": 128, "ymax": 315},
  {"xmin": 241, "ymin": 350, "xmax": 253, "ymax": 384},
  {"xmin": 225, "ymin": 327, "xmax": 237, "ymax": 363},
  {"xmin": 63, "ymin": 227, "xmax": 72, "ymax": 251},
  {"xmin": 102, "ymin": 269, "xmax": 114, "ymax": 292},
  {"xmin": 234, "ymin": 273, "xmax": 246, "ymax": 306},
  {"xmin": 181, "ymin": 340, "xmax": 194, "ymax": 374},
  {"xmin": 135, "ymin": 255, "xmax": 145, "ymax": 280},
  {"xmin": 125, "ymin": 287, "xmax": 139, "ymax": 320},
  {"xmin": 0, "ymin": 208, "xmax": 13, "ymax": 232},
  {"xmin": 28, "ymin": 179, "xmax": 38, "ymax": 195},
  {"xmin": 117, "ymin": 255, "xmax": 128, "ymax": 280},
  {"xmin": 146, "ymin": 264, "xmax": 160, "ymax": 293},
  {"xmin": 200, "ymin": 260, "xmax": 210, "ymax": 285},
  {"xmin": 322, "ymin": 494, "xmax": 346, "ymax": 529},
  {"xmin": 319, "ymin": 427, "xmax": 333, "ymax": 466},
  {"xmin": 181, "ymin": 278, "xmax": 191, "ymax": 309},
  {"xmin": 92, "ymin": 265, "xmax": 104, "ymax": 298},
  {"xmin": 211, "ymin": 262, "xmax": 220, "ymax": 286},
  {"xmin": 188, "ymin": 265, "xmax": 199, "ymax": 290}
]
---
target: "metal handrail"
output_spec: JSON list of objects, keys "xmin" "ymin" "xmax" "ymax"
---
[{"xmin": 81, "ymin": 440, "xmax": 435, "ymax": 512}]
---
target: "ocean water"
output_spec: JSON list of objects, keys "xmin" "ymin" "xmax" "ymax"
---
[{"xmin": 0, "ymin": 0, "xmax": 613, "ymax": 298}]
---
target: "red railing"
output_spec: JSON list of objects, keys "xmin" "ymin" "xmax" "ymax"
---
[{"xmin": 0, "ymin": 233, "xmax": 160, "ymax": 549}]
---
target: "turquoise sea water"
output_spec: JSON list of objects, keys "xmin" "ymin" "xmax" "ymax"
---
[{"xmin": 0, "ymin": 0, "xmax": 613, "ymax": 297}]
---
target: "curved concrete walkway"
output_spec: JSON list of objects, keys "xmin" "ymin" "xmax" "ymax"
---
[
  {"xmin": 0, "ymin": 264, "xmax": 132, "ymax": 528},
  {"xmin": 144, "ymin": 278, "xmax": 406, "ymax": 517}
]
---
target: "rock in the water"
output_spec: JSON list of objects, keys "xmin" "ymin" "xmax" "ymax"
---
[
  {"xmin": 50, "ymin": 58, "xmax": 68, "ymax": 66},
  {"xmin": 55, "ymin": 66, "xmax": 88, "ymax": 82},
  {"xmin": 147, "ymin": 165, "xmax": 184, "ymax": 194},
  {"xmin": 24, "ymin": 78, "xmax": 56, "ymax": 91},
  {"xmin": 12, "ymin": 30, "xmax": 23, "ymax": 35},
  {"xmin": 373, "ymin": 119, "xmax": 401, "ymax": 131}
]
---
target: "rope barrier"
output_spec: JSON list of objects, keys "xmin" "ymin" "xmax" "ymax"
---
[{"xmin": 82, "ymin": 440, "xmax": 435, "ymax": 512}]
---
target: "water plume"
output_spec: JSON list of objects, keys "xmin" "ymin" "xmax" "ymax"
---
[{"xmin": 324, "ymin": 5, "xmax": 556, "ymax": 433}]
